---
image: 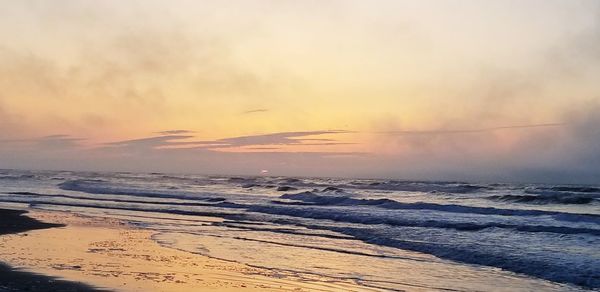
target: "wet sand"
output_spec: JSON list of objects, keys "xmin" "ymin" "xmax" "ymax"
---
[
  {"xmin": 0, "ymin": 209, "xmax": 62, "ymax": 234},
  {"xmin": 0, "ymin": 209, "xmax": 105, "ymax": 292},
  {"xmin": 0, "ymin": 209, "xmax": 380, "ymax": 292}
]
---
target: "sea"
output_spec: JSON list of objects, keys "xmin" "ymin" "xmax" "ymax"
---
[{"xmin": 0, "ymin": 169, "xmax": 598, "ymax": 291}]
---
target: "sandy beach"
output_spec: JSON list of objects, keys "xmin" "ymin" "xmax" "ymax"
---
[
  {"xmin": 0, "ymin": 209, "xmax": 104, "ymax": 291},
  {"xmin": 0, "ymin": 209, "xmax": 381, "ymax": 292}
]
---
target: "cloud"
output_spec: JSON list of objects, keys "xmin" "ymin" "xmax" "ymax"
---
[
  {"xmin": 380, "ymin": 123, "xmax": 565, "ymax": 136},
  {"xmin": 216, "ymin": 130, "xmax": 350, "ymax": 147},
  {"xmin": 101, "ymin": 135, "xmax": 221, "ymax": 153},
  {"xmin": 241, "ymin": 109, "xmax": 269, "ymax": 115},
  {"xmin": 102, "ymin": 130, "xmax": 352, "ymax": 152},
  {"xmin": 155, "ymin": 130, "xmax": 195, "ymax": 135},
  {"xmin": 245, "ymin": 147, "xmax": 281, "ymax": 150},
  {"xmin": 0, "ymin": 134, "xmax": 84, "ymax": 148},
  {"xmin": 72, "ymin": 130, "xmax": 363, "ymax": 176},
  {"xmin": 36, "ymin": 135, "xmax": 85, "ymax": 148},
  {"xmin": 0, "ymin": 4, "xmax": 296, "ymax": 139},
  {"xmin": 0, "ymin": 134, "xmax": 86, "ymax": 170},
  {"xmin": 106, "ymin": 135, "xmax": 195, "ymax": 147}
]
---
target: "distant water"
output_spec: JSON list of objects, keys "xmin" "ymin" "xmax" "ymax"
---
[{"xmin": 0, "ymin": 169, "xmax": 598, "ymax": 291}]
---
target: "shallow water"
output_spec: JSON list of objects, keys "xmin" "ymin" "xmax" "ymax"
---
[{"xmin": 0, "ymin": 169, "xmax": 598, "ymax": 291}]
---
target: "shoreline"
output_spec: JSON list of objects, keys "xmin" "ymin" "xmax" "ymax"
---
[
  {"xmin": 0, "ymin": 205, "xmax": 586, "ymax": 292},
  {"xmin": 0, "ymin": 209, "xmax": 63, "ymax": 234},
  {"xmin": 0, "ymin": 208, "xmax": 378, "ymax": 292},
  {"xmin": 0, "ymin": 208, "xmax": 106, "ymax": 292}
]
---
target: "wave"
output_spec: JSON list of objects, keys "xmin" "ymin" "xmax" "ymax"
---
[
  {"xmin": 250, "ymin": 204, "xmax": 600, "ymax": 236},
  {"xmin": 546, "ymin": 186, "xmax": 600, "ymax": 193},
  {"xmin": 487, "ymin": 185, "xmax": 600, "ymax": 205},
  {"xmin": 227, "ymin": 176, "xmax": 492, "ymax": 194},
  {"xmin": 0, "ymin": 174, "xmax": 37, "ymax": 180},
  {"xmin": 5, "ymin": 191, "xmax": 598, "ymax": 236},
  {"xmin": 342, "ymin": 180, "xmax": 491, "ymax": 194},
  {"xmin": 525, "ymin": 185, "xmax": 600, "ymax": 197},
  {"xmin": 7, "ymin": 191, "xmax": 226, "ymax": 206},
  {"xmin": 57, "ymin": 179, "xmax": 223, "ymax": 202},
  {"xmin": 276, "ymin": 186, "xmax": 297, "ymax": 192},
  {"xmin": 0, "ymin": 198, "xmax": 247, "ymax": 220},
  {"xmin": 318, "ymin": 226, "xmax": 600, "ymax": 289},
  {"xmin": 278, "ymin": 192, "xmax": 600, "ymax": 223},
  {"xmin": 488, "ymin": 194, "xmax": 595, "ymax": 205}
]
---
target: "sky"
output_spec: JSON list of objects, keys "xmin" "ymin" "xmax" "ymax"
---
[{"xmin": 1, "ymin": 0, "xmax": 600, "ymax": 183}]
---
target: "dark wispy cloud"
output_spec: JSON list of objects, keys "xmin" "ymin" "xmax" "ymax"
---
[
  {"xmin": 102, "ymin": 130, "xmax": 352, "ymax": 152},
  {"xmin": 381, "ymin": 123, "xmax": 565, "ymax": 136},
  {"xmin": 245, "ymin": 147, "xmax": 281, "ymax": 150},
  {"xmin": 155, "ymin": 130, "xmax": 195, "ymax": 135},
  {"xmin": 216, "ymin": 130, "xmax": 349, "ymax": 147},
  {"xmin": 240, "ymin": 109, "xmax": 269, "ymax": 115},
  {"xmin": 103, "ymin": 135, "xmax": 222, "ymax": 152},
  {"xmin": 0, "ymin": 134, "xmax": 85, "ymax": 155},
  {"xmin": 107, "ymin": 135, "xmax": 194, "ymax": 147},
  {"xmin": 36, "ymin": 135, "xmax": 85, "ymax": 149}
]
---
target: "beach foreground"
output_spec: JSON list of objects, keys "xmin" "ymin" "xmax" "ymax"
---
[
  {"xmin": 0, "ymin": 209, "xmax": 104, "ymax": 292},
  {"xmin": 0, "ymin": 209, "xmax": 379, "ymax": 292},
  {"xmin": 0, "ymin": 170, "xmax": 596, "ymax": 291},
  {"xmin": 0, "ymin": 206, "xmax": 587, "ymax": 292}
]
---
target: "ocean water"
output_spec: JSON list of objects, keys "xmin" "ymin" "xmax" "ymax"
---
[{"xmin": 0, "ymin": 169, "xmax": 598, "ymax": 291}]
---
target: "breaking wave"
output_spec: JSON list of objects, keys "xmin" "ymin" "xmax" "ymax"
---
[{"xmin": 489, "ymin": 194, "xmax": 595, "ymax": 205}]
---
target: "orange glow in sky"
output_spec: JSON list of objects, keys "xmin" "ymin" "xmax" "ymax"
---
[{"xmin": 1, "ymin": 1, "xmax": 599, "ymax": 183}]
